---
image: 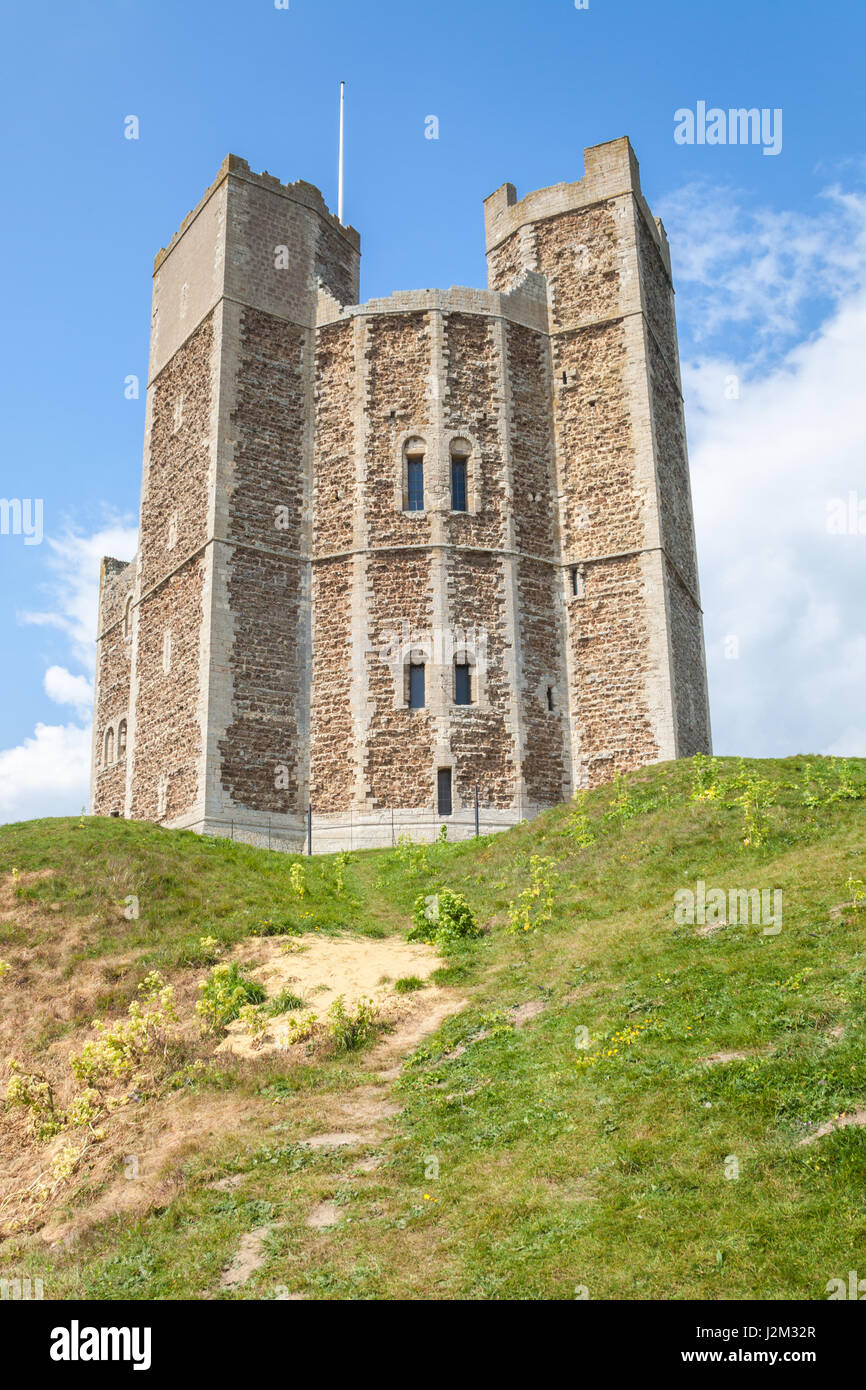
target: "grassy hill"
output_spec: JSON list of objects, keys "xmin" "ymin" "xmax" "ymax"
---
[{"xmin": 1, "ymin": 754, "xmax": 865, "ymax": 1300}]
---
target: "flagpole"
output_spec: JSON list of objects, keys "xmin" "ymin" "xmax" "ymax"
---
[{"xmin": 338, "ymin": 80, "xmax": 345, "ymax": 225}]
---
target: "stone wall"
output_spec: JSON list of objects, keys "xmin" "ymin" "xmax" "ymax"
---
[
  {"xmin": 127, "ymin": 306, "xmax": 215, "ymax": 824},
  {"xmin": 198, "ymin": 161, "xmax": 359, "ymax": 843},
  {"xmin": 310, "ymin": 316, "xmax": 358, "ymax": 812},
  {"xmin": 665, "ymin": 558, "xmax": 709, "ymax": 755},
  {"xmin": 637, "ymin": 191, "xmax": 710, "ymax": 756},
  {"xmin": 568, "ymin": 555, "xmax": 660, "ymax": 785},
  {"xmin": 442, "ymin": 312, "xmax": 505, "ymax": 549},
  {"xmin": 364, "ymin": 551, "xmax": 436, "ymax": 808},
  {"xmin": 130, "ymin": 556, "xmax": 204, "ymax": 821},
  {"xmin": 139, "ymin": 314, "xmax": 213, "ymax": 598},
  {"xmin": 313, "ymin": 320, "xmax": 356, "ymax": 556},
  {"xmin": 91, "ymin": 558, "xmax": 134, "ymax": 815},
  {"xmin": 310, "ymin": 557, "xmax": 355, "ymax": 810},
  {"xmin": 364, "ymin": 312, "xmax": 433, "ymax": 548},
  {"xmin": 217, "ymin": 306, "xmax": 309, "ymax": 816},
  {"xmin": 484, "ymin": 136, "xmax": 711, "ymax": 784},
  {"xmin": 446, "ymin": 551, "xmax": 515, "ymax": 809}
]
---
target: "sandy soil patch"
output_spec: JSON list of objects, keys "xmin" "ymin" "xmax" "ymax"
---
[
  {"xmin": 2, "ymin": 914, "xmax": 468, "ymax": 1245},
  {"xmin": 221, "ymin": 1226, "xmax": 275, "ymax": 1287},
  {"xmin": 696, "ymin": 920, "xmax": 728, "ymax": 938},
  {"xmin": 511, "ymin": 1000, "xmax": 546, "ymax": 1028},
  {"xmin": 306, "ymin": 1201, "xmax": 341, "ymax": 1230},
  {"xmin": 218, "ymin": 933, "xmax": 447, "ymax": 1060},
  {"xmin": 699, "ymin": 1051, "xmax": 750, "ymax": 1067},
  {"xmin": 366, "ymin": 992, "xmax": 468, "ymax": 1079},
  {"xmin": 297, "ymin": 1132, "xmax": 368, "ymax": 1150}
]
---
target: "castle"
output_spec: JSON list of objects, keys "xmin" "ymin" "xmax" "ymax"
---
[{"xmin": 91, "ymin": 136, "xmax": 711, "ymax": 851}]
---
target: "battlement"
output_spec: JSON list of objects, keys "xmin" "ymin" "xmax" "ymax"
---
[
  {"xmin": 101, "ymin": 556, "xmax": 134, "ymax": 582},
  {"xmin": 154, "ymin": 153, "xmax": 360, "ymax": 274},
  {"xmin": 316, "ymin": 269, "xmax": 550, "ymax": 333},
  {"xmin": 484, "ymin": 136, "xmax": 671, "ymax": 277}
]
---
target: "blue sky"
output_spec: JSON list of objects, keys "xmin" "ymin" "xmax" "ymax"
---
[{"xmin": 1, "ymin": 0, "xmax": 865, "ymax": 820}]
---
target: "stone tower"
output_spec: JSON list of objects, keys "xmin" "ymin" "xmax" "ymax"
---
[{"xmin": 91, "ymin": 137, "xmax": 711, "ymax": 851}]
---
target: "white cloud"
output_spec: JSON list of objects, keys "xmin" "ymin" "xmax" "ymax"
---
[
  {"xmin": 659, "ymin": 182, "xmax": 866, "ymax": 351},
  {"xmin": 679, "ymin": 207, "xmax": 866, "ymax": 757},
  {"xmin": 44, "ymin": 665, "xmax": 93, "ymax": 717},
  {"xmin": 20, "ymin": 520, "xmax": 138, "ymax": 673},
  {"xmin": 0, "ymin": 722, "xmax": 92, "ymax": 823}
]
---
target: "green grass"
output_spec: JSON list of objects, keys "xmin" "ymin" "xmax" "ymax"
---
[
  {"xmin": 393, "ymin": 976, "xmax": 426, "ymax": 994},
  {"xmin": 2, "ymin": 755, "xmax": 865, "ymax": 1300}
]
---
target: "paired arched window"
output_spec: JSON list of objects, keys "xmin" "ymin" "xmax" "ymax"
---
[
  {"xmin": 399, "ymin": 434, "xmax": 476, "ymax": 514},
  {"xmin": 103, "ymin": 718, "xmax": 129, "ymax": 767}
]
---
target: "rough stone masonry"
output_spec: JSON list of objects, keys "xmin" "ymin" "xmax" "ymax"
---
[{"xmin": 91, "ymin": 136, "xmax": 712, "ymax": 852}]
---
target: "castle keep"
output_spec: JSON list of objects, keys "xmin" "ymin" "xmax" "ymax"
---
[{"xmin": 91, "ymin": 136, "xmax": 711, "ymax": 851}]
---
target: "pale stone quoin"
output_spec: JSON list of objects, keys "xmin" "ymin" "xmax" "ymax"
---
[{"xmin": 91, "ymin": 137, "xmax": 711, "ymax": 851}]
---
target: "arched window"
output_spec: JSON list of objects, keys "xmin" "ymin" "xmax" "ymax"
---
[
  {"xmin": 118, "ymin": 719, "xmax": 128, "ymax": 758},
  {"xmin": 402, "ymin": 437, "xmax": 426, "ymax": 513},
  {"xmin": 104, "ymin": 727, "xmax": 114, "ymax": 766},
  {"xmin": 407, "ymin": 661, "xmax": 426, "ymax": 709},
  {"xmin": 455, "ymin": 660, "xmax": 473, "ymax": 706},
  {"xmin": 450, "ymin": 440, "xmax": 471, "ymax": 513}
]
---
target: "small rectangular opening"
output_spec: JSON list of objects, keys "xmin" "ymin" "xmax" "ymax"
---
[
  {"xmin": 408, "ymin": 662, "xmax": 426, "ymax": 709},
  {"xmin": 406, "ymin": 457, "xmax": 424, "ymax": 511},
  {"xmin": 437, "ymin": 768, "xmax": 453, "ymax": 816},
  {"xmin": 454, "ymin": 662, "xmax": 472, "ymax": 706},
  {"xmin": 451, "ymin": 456, "xmax": 468, "ymax": 512},
  {"xmin": 571, "ymin": 566, "xmax": 584, "ymax": 598}
]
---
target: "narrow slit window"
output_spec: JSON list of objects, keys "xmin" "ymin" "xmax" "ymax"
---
[
  {"xmin": 546, "ymin": 686, "xmax": 554, "ymax": 711},
  {"xmin": 118, "ymin": 719, "xmax": 128, "ymax": 757},
  {"xmin": 437, "ymin": 768, "xmax": 453, "ymax": 816},
  {"xmin": 455, "ymin": 662, "xmax": 472, "ymax": 706},
  {"xmin": 451, "ymin": 456, "xmax": 468, "ymax": 512},
  {"xmin": 571, "ymin": 567, "xmax": 584, "ymax": 598},
  {"xmin": 406, "ymin": 457, "xmax": 424, "ymax": 512},
  {"xmin": 408, "ymin": 662, "xmax": 426, "ymax": 709}
]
